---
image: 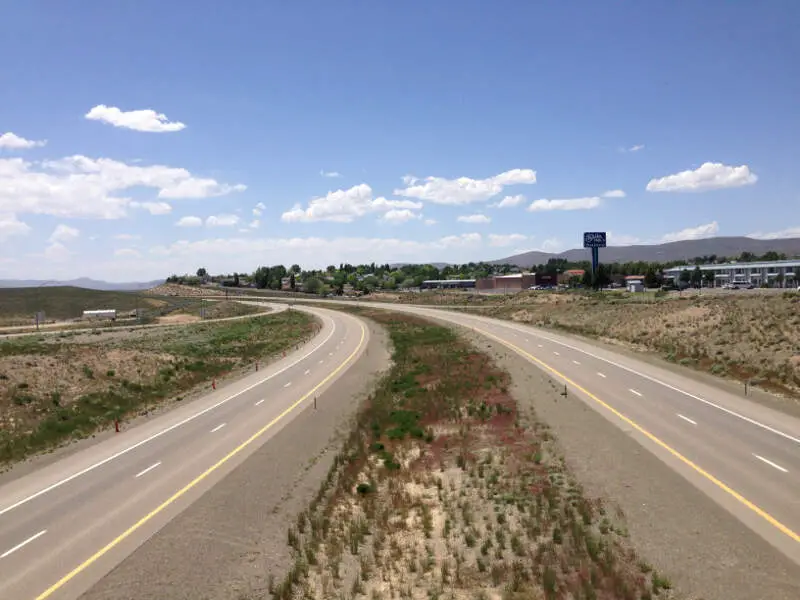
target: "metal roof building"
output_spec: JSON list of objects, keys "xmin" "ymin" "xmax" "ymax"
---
[{"xmin": 662, "ymin": 259, "xmax": 799, "ymax": 285}]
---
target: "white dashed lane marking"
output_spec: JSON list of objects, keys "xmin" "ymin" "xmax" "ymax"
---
[
  {"xmin": 597, "ymin": 372, "xmax": 606, "ymax": 378},
  {"xmin": 255, "ymin": 399, "xmax": 265, "ymax": 406},
  {"xmin": 210, "ymin": 423, "xmax": 226, "ymax": 433},
  {"xmin": 284, "ymin": 382, "xmax": 292, "ymax": 388},
  {"xmin": 572, "ymin": 360, "xmax": 581, "ymax": 365},
  {"xmin": 629, "ymin": 389, "xmax": 643, "ymax": 397},
  {"xmin": 134, "ymin": 462, "xmax": 161, "ymax": 478},
  {"xmin": 304, "ymin": 369, "xmax": 311, "ymax": 375},
  {"xmin": 1, "ymin": 530, "xmax": 47, "ymax": 559},
  {"xmin": 677, "ymin": 414, "xmax": 697, "ymax": 426},
  {"xmin": 753, "ymin": 454, "xmax": 788, "ymax": 473}
]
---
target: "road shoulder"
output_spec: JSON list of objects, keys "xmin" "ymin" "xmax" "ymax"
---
[{"xmin": 78, "ymin": 318, "xmax": 391, "ymax": 600}]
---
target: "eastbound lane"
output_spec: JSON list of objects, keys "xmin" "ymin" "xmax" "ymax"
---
[
  {"xmin": 294, "ymin": 298, "xmax": 800, "ymax": 566},
  {"xmin": 0, "ymin": 305, "xmax": 368, "ymax": 600}
]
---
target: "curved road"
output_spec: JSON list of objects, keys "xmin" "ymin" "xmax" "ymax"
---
[
  {"xmin": 0, "ymin": 305, "xmax": 368, "ymax": 600},
  {"xmin": 302, "ymin": 298, "xmax": 800, "ymax": 567}
]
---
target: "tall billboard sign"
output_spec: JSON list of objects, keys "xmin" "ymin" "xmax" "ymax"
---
[{"xmin": 583, "ymin": 232, "xmax": 607, "ymax": 284}]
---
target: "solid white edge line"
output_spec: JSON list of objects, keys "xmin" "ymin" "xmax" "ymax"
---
[
  {"xmin": 478, "ymin": 317, "xmax": 800, "ymax": 446},
  {"xmin": 0, "ymin": 309, "xmax": 341, "ymax": 516},
  {"xmin": 677, "ymin": 414, "xmax": 698, "ymax": 426},
  {"xmin": 210, "ymin": 423, "xmax": 226, "ymax": 433},
  {"xmin": 1, "ymin": 529, "xmax": 47, "ymax": 559},
  {"xmin": 629, "ymin": 388, "xmax": 643, "ymax": 397},
  {"xmin": 753, "ymin": 454, "xmax": 788, "ymax": 473},
  {"xmin": 255, "ymin": 399, "xmax": 265, "ymax": 406},
  {"xmin": 134, "ymin": 461, "xmax": 162, "ymax": 478}
]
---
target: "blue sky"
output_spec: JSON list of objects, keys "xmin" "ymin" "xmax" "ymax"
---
[{"xmin": 1, "ymin": 0, "xmax": 798, "ymax": 281}]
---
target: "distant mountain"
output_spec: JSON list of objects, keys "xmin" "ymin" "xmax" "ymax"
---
[
  {"xmin": 490, "ymin": 236, "xmax": 800, "ymax": 267},
  {"xmin": 0, "ymin": 278, "xmax": 163, "ymax": 291}
]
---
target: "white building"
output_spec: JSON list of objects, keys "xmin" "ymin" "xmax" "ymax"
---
[
  {"xmin": 82, "ymin": 309, "xmax": 117, "ymax": 320},
  {"xmin": 662, "ymin": 259, "xmax": 799, "ymax": 287}
]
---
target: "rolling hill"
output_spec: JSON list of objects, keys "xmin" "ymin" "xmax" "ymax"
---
[{"xmin": 0, "ymin": 277, "xmax": 163, "ymax": 291}]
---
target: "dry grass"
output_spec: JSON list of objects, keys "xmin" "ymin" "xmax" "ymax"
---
[
  {"xmin": 0, "ymin": 310, "xmax": 318, "ymax": 464},
  {"xmin": 269, "ymin": 310, "xmax": 672, "ymax": 600},
  {"xmin": 373, "ymin": 290, "xmax": 800, "ymax": 398}
]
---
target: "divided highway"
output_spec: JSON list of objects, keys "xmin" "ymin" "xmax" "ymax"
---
[
  {"xmin": 302, "ymin": 299, "xmax": 800, "ymax": 567},
  {"xmin": 0, "ymin": 305, "xmax": 368, "ymax": 600}
]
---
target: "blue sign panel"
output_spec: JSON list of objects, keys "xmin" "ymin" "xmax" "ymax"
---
[{"xmin": 583, "ymin": 231, "xmax": 607, "ymax": 248}]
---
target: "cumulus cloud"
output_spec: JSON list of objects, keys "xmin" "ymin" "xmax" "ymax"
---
[
  {"xmin": 85, "ymin": 104, "xmax": 186, "ymax": 133},
  {"xmin": 0, "ymin": 155, "xmax": 246, "ymax": 219},
  {"xmin": 488, "ymin": 233, "xmax": 528, "ymax": 247},
  {"xmin": 320, "ymin": 170, "xmax": 342, "ymax": 178},
  {"xmin": 252, "ymin": 202, "xmax": 266, "ymax": 217},
  {"xmin": 114, "ymin": 248, "xmax": 142, "ymax": 258},
  {"xmin": 49, "ymin": 224, "xmax": 80, "ymax": 243},
  {"xmin": 176, "ymin": 216, "xmax": 203, "ymax": 227},
  {"xmin": 249, "ymin": 219, "xmax": 261, "ymax": 229},
  {"xmin": 646, "ymin": 162, "xmax": 757, "ymax": 192},
  {"xmin": 281, "ymin": 183, "xmax": 422, "ymax": 223},
  {"xmin": 602, "ymin": 189, "xmax": 626, "ymax": 198},
  {"xmin": 423, "ymin": 218, "xmax": 437, "ymax": 226},
  {"xmin": 44, "ymin": 242, "xmax": 70, "ymax": 261},
  {"xmin": 527, "ymin": 197, "xmax": 601, "ymax": 212},
  {"xmin": 0, "ymin": 132, "xmax": 46, "ymax": 150},
  {"xmin": 0, "ymin": 213, "xmax": 31, "ymax": 240},
  {"xmin": 382, "ymin": 209, "xmax": 421, "ymax": 224},
  {"xmin": 457, "ymin": 214, "xmax": 491, "ymax": 224},
  {"xmin": 131, "ymin": 201, "xmax": 172, "ymax": 215},
  {"xmin": 395, "ymin": 168, "xmax": 537, "ymax": 205},
  {"xmin": 746, "ymin": 226, "xmax": 800, "ymax": 240},
  {"xmin": 206, "ymin": 214, "xmax": 240, "ymax": 227},
  {"xmin": 490, "ymin": 194, "xmax": 526, "ymax": 208},
  {"xmin": 660, "ymin": 221, "xmax": 720, "ymax": 243},
  {"xmin": 113, "ymin": 233, "xmax": 141, "ymax": 240}
]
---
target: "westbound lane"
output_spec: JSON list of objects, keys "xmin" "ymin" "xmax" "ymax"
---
[
  {"xmin": 0, "ymin": 305, "xmax": 368, "ymax": 600},
  {"xmin": 289, "ymin": 298, "xmax": 800, "ymax": 566}
]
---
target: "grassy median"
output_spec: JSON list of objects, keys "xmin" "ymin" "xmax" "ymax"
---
[
  {"xmin": 0, "ymin": 310, "xmax": 317, "ymax": 465},
  {"xmin": 270, "ymin": 309, "xmax": 670, "ymax": 600}
]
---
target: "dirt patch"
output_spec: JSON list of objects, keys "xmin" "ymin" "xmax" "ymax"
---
[{"xmin": 157, "ymin": 314, "xmax": 201, "ymax": 324}]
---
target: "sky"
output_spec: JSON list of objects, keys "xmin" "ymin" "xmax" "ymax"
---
[{"xmin": 1, "ymin": 0, "xmax": 799, "ymax": 282}]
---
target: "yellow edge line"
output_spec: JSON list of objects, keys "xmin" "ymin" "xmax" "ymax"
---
[
  {"xmin": 35, "ymin": 319, "xmax": 368, "ymax": 600},
  {"xmin": 473, "ymin": 325, "xmax": 800, "ymax": 545}
]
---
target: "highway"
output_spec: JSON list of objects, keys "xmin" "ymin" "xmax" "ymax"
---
[
  {"xmin": 302, "ymin": 298, "xmax": 800, "ymax": 566},
  {"xmin": 0, "ymin": 304, "xmax": 368, "ymax": 600}
]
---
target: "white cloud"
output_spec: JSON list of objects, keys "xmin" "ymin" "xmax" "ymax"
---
[
  {"xmin": 382, "ymin": 209, "xmax": 421, "ymax": 224},
  {"xmin": 457, "ymin": 214, "xmax": 491, "ymax": 224},
  {"xmin": 528, "ymin": 197, "xmax": 601, "ymax": 212},
  {"xmin": 85, "ymin": 104, "xmax": 186, "ymax": 133},
  {"xmin": 423, "ymin": 218, "xmax": 437, "ymax": 226},
  {"xmin": 131, "ymin": 201, "xmax": 172, "ymax": 215},
  {"xmin": 176, "ymin": 216, "xmax": 203, "ymax": 227},
  {"xmin": 395, "ymin": 168, "xmax": 537, "ymax": 205},
  {"xmin": 320, "ymin": 170, "xmax": 342, "ymax": 178},
  {"xmin": 44, "ymin": 242, "xmax": 70, "ymax": 261},
  {"xmin": 602, "ymin": 189, "xmax": 626, "ymax": 198},
  {"xmin": 249, "ymin": 219, "xmax": 260, "ymax": 229},
  {"xmin": 0, "ymin": 132, "xmax": 46, "ymax": 150},
  {"xmin": 114, "ymin": 248, "xmax": 142, "ymax": 258},
  {"xmin": 606, "ymin": 232, "xmax": 642, "ymax": 246},
  {"xmin": 252, "ymin": 202, "xmax": 266, "ymax": 217},
  {"xmin": 0, "ymin": 213, "xmax": 31, "ymax": 240},
  {"xmin": 629, "ymin": 144, "xmax": 645, "ymax": 152},
  {"xmin": 660, "ymin": 221, "xmax": 720, "ymax": 243},
  {"xmin": 0, "ymin": 155, "xmax": 246, "ymax": 219},
  {"xmin": 281, "ymin": 183, "xmax": 422, "ymax": 223},
  {"xmin": 114, "ymin": 233, "xmax": 141, "ymax": 240},
  {"xmin": 401, "ymin": 175, "xmax": 419, "ymax": 186},
  {"xmin": 49, "ymin": 224, "xmax": 80, "ymax": 243},
  {"xmin": 206, "ymin": 214, "xmax": 240, "ymax": 227},
  {"xmin": 646, "ymin": 162, "xmax": 757, "ymax": 192},
  {"xmin": 488, "ymin": 233, "xmax": 528, "ymax": 247},
  {"xmin": 746, "ymin": 226, "xmax": 800, "ymax": 240},
  {"xmin": 490, "ymin": 194, "xmax": 526, "ymax": 208}
]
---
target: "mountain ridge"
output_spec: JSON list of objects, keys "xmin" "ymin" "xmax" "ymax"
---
[{"xmin": 0, "ymin": 278, "xmax": 163, "ymax": 291}]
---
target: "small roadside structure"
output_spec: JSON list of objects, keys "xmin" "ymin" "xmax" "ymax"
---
[
  {"xmin": 82, "ymin": 309, "xmax": 116, "ymax": 321},
  {"xmin": 625, "ymin": 275, "xmax": 645, "ymax": 293}
]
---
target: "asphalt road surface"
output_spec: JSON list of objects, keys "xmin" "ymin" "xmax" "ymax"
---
[
  {"xmin": 0, "ymin": 305, "xmax": 368, "ymax": 600},
  {"xmin": 301, "ymin": 298, "xmax": 800, "ymax": 567}
]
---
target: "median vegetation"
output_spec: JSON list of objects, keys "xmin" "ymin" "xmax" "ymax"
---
[
  {"xmin": 0, "ymin": 310, "xmax": 317, "ymax": 465},
  {"xmin": 269, "ymin": 309, "xmax": 668, "ymax": 600}
]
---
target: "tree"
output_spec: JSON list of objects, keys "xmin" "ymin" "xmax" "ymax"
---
[
  {"xmin": 196, "ymin": 267, "xmax": 208, "ymax": 279},
  {"xmin": 253, "ymin": 266, "xmax": 269, "ymax": 289},
  {"xmin": 691, "ymin": 266, "xmax": 702, "ymax": 288},
  {"xmin": 679, "ymin": 270, "xmax": 691, "ymax": 286},
  {"xmin": 304, "ymin": 277, "xmax": 322, "ymax": 295},
  {"xmin": 289, "ymin": 273, "xmax": 296, "ymax": 291},
  {"xmin": 703, "ymin": 270, "xmax": 715, "ymax": 287},
  {"xmin": 290, "ymin": 264, "xmax": 301, "ymax": 274},
  {"xmin": 644, "ymin": 268, "xmax": 659, "ymax": 288}
]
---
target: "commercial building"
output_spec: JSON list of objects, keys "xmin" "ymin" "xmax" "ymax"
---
[
  {"xmin": 82, "ymin": 309, "xmax": 116, "ymax": 320},
  {"xmin": 420, "ymin": 279, "xmax": 476, "ymax": 290},
  {"xmin": 476, "ymin": 273, "xmax": 537, "ymax": 292},
  {"xmin": 662, "ymin": 259, "xmax": 799, "ymax": 287}
]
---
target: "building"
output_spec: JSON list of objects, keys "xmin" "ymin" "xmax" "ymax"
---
[
  {"xmin": 476, "ymin": 273, "xmax": 537, "ymax": 292},
  {"xmin": 559, "ymin": 269, "xmax": 585, "ymax": 285},
  {"xmin": 662, "ymin": 259, "xmax": 799, "ymax": 287},
  {"xmin": 420, "ymin": 279, "xmax": 476, "ymax": 290}
]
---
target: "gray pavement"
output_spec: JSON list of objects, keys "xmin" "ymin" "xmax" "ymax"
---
[{"xmin": 0, "ymin": 305, "xmax": 368, "ymax": 600}]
